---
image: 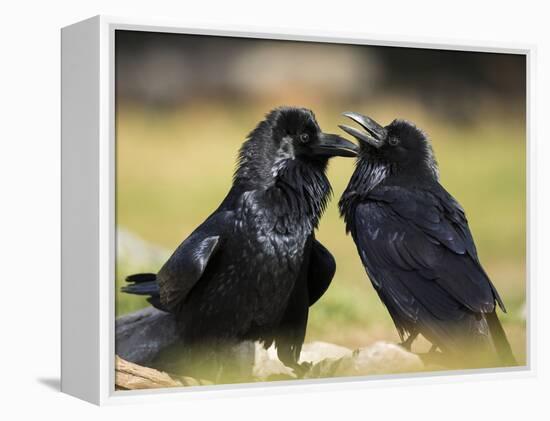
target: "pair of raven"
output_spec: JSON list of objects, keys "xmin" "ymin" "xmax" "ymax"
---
[{"xmin": 123, "ymin": 106, "xmax": 515, "ymax": 379}]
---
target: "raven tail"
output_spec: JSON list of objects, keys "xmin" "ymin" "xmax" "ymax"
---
[
  {"xmin": 121, "ymin": 273, "xmax": 165, "ymax": 311},
  {"xmin": 486, "ymin": 310, "xmax": 517, "ymax": 366}
]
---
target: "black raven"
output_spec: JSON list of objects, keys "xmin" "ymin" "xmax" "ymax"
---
[
  {"xmin": 122, "ymin": 107, "xmax": 358, "ymax": 379},
  {"xmin": 338, "ymin": 112, "xmax": 516, "ymax": 367}
]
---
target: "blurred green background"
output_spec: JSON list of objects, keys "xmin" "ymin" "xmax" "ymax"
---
[{"xmin": 115, "ymin": 31, "xmax": 526, "ymax": 364}]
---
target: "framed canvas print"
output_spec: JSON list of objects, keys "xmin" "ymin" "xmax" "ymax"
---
[{"xmin": 61, "ymin": 15, "xmax": 532, "ymax": 405}]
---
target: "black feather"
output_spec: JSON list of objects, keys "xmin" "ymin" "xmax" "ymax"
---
[
  {"xmin": 339, "ymin": 115, "xmax": 515, "ymax": 366},
  {"xmin": 121, "ymin": 107, "xmax": 347, "ymax": 376},
  {"xmin": 122, "ymin": 273, "xmax": 165, "ymax": 311}
]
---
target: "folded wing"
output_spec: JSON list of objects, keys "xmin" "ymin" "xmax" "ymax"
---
[
  {"xmin": 351, "ymin": 184, "xmax": 503, "ymax": 340},
  {"xmin": 157, "ymin": 211, "xmax": 232, "ymax": 312}
]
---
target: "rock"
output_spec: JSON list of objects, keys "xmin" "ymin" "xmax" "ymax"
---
[
  {"xmin": 253, "ymin": 341, "xmax": 354, "ymax": 380},
  {"xmin": 115, "ymin": 341, "xmax": 423, "ymax": 390},
  {"xmin": 301, "ymin": 341, "xmax": 353, "ymax": 363},
  {"xmin": 253, "ymin": 343, "xmax": 295, "ymax": 380},
  {"xmin": 341, "ymin": 341, "xmax": 424, "ymax": 375},
  {"xmin": 116, "ymin": 306, "xmax": 423, "ymax": 382},
  {"xmin": 307, "ymin": 341, "xmax": 424, "ymax": 378}
]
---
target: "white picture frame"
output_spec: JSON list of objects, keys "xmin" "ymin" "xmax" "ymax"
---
[{"xmin": 61, "ymin": 15, "xmax": 535, "ymax": 405}]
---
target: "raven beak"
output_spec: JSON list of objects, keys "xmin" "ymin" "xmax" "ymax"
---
[
  {"xmin": 312, "ymin": 133, "xmax": 359, "ymax": 157},
  {"xmin": 339, "ymin": 112, "xmax": 387, "ymax": 148}
]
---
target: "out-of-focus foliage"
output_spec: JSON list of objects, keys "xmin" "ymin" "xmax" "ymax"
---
[{"xmin": 115, "ymin": 31, "xmax": 526, "ymax": 365}]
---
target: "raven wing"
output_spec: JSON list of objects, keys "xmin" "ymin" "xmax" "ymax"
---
[
  {"xmin": 307, "ymin": 238, "xmax": 336, "ymax": 306},
  {"xmin": 351, "ymin": 184, "xmax": 503, "ymax": 340},
  {"xmin": 157, "ymin": 211, "xmax": 231, "ymax": 312}
]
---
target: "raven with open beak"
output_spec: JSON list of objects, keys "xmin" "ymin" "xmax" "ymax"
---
[{"xmin": 339, "ymin": 111, "xmax": 516, "ymax": 368}]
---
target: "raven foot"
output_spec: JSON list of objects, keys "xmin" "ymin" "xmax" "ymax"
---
[
  {"xmin": 416, "ymin": 348, "xmax": 447, "ymax": 367},
  {"xmin": 292, "ymin": 361, "xmax": 312, "ymax": 378},
  {"xmin": 398, "ymin": 332, "xmax": 419, "ymax": 351}
]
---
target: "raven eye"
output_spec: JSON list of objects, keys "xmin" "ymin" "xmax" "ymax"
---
[
  {"xmin": 388, "ymin": 137, "xmax": 399, "ymax": 146},
  {"xmin": 299, "ymin": 133, "xmax": 310, "ymax": 143}
]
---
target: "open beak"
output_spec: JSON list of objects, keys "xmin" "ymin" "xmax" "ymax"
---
[
  {"xmin": 339, "ymin": 112, "xmax": 387, "ymax": 148},
  {"xmin": 311, "ymin": 133, "xmax": 359, "ymax": 157}
]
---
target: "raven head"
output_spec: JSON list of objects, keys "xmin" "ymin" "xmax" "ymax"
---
[
  {"xmin": 339, "ymin": 112, "xmax": 439, "ymax": 180},
  {"xmin": 235, "ymin": 107, "xmax": 358, "ymax": 187}
]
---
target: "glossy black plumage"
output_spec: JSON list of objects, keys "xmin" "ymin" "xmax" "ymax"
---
[
  {"xmin": 122, "ymin": 107, "xmax": 357, "ymax": 377},
  {"xmin": 339, "ymin": 113, "xmax": 516, "ymax": 366}
]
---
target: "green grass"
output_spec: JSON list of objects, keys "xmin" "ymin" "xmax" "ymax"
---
[{"xmin": 115, "ymin": 101, "xmax": 527, "ymax": 365}]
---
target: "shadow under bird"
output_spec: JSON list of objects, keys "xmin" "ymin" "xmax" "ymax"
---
[
  {"xmin": 338, "ymin": 112, "xmax": 516, "ymax": 367},
  {"xmin": 122, "ymin": 106, "xmax": 358, "ymax": 379}
]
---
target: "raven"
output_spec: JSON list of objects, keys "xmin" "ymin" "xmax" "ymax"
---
[
  {"xmin": 338, "ymin": 112, "xmax": 516, "ymax": 367},
  {"xmin": 122, "ymin": 106, "xmax": 358, "ymax": 379}
]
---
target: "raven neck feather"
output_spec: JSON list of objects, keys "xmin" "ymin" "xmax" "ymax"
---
[
  {"xmin": 339, "ymin": 159, "xmax": 390, "ymax": 231},
  {"xmin": 232, "ymin": 129, "xmax": 331, "ymax": 233},
  {"xmin": 269, "ymin": 160, "xmax": 331, "ymax": 232}
]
